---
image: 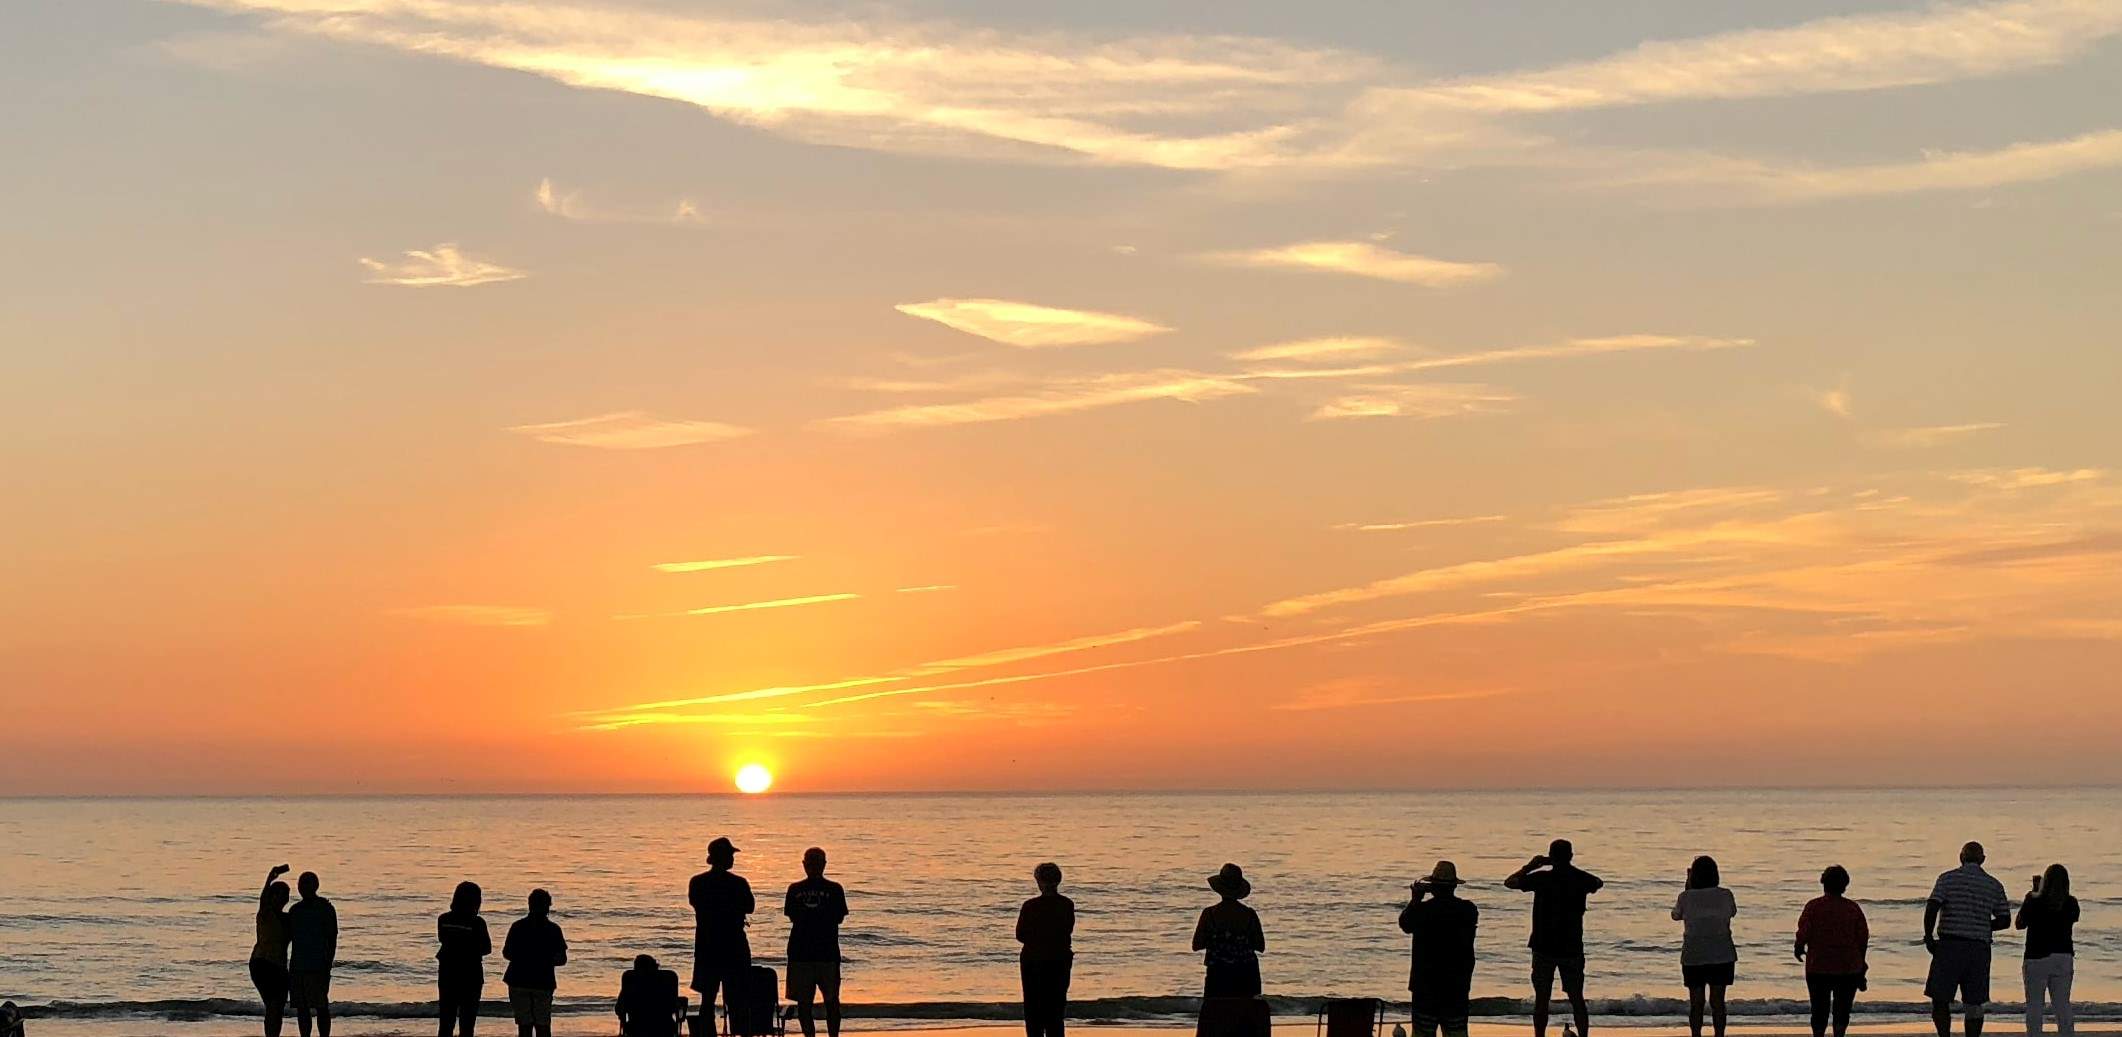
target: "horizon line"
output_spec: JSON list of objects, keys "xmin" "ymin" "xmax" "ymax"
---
[{"xmin": 5, "ymin": 781, "xmax": 2119, "ymax": 800}]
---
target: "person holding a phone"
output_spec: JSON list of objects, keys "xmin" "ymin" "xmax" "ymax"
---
[
  {"xmin": 1399, "ymin": 862, "xmax": 1478, "ymax": 1037},
  {"xmin": 2016, "ymin": 865, "xmax": 2079, "ymax": 1037}
]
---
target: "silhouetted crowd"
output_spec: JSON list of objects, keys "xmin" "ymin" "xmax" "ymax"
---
[{"xmin": 246, "ymin": 837, "xmax": 2083, "ymax": 1037}]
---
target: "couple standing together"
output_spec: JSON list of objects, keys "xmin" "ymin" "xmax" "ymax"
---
[
  {"xmin": 690, "ymin": 838, "xmax": 850, "ymax": 1037},
  {"xmin": 1403, "ymin": 841, "xmax": 1603, "ymax": 1037}
]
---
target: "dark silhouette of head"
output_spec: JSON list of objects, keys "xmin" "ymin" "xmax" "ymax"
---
[
  {"xmin": 1688, "ymin": 855, "xmax": 1721, "ymax": 889},
  {"xmin": 451, "ymin": 880, "xmax": 482, "ymax": 914},
  {"xmin": 1821, "ymin": 865, "xmax": 1851, "ymax": 896},
  {"xmin": 1034, "ymin": 861, "xmax": 1063, "ymax": 893},
  {"xmin": 707, "ymin": 836, "xmax": 739, "ymax": 869},
  {"xmin": 1549, "ymin": 839, "xmax": 1574, "ymax": 864},
  {"xmin": 528, "ymin": 888, "xmax": 552, "ymax": 916},
  {"xmin": 297, "ymin": 871, "xmax": 320, "ymax": 898},
  {"xmin": 2040, "ymin": 863, "xmax": 2071, "ymax": 899},
  {"xmin": 1961, "ymin": 841, "xmax": 1986, "ymax": 865},
  {"xmin": 263, "ymin": 881, "xmax": 291, "ymax": 911},
  {"xmin": 633, "ymin": 954, "xmax": 660, "ymax": 972},
  {"xmin": 803, "ymin": 847, "xmax": 827, "ymax": 878},
  {"xmin": 1209, "ymin": 862, "xmax": 1251, "ymax": 901}
]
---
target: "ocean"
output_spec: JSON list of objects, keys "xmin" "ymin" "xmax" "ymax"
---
[{"xmin": 1, "ymin": 789, "xmax": 2115, "ymax": 1033}]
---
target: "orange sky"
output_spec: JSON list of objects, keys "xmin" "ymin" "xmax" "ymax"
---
[{"xmin": 4, "ymin": 0, "xmax": 2121, "ymax": 793}]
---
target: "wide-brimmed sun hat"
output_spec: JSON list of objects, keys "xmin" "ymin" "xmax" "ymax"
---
[
  {"xmin": 1425, "ymin": 861, "xmax": 1464, "ymax": 886},
  {"xmin": 1208, "ymin": 862, "xmax": 1252, "ymax": 899}
]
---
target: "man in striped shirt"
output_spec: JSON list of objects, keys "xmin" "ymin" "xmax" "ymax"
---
[{"xmin": 1923, "ymin": 842, "xmax": 2012, "ymax": 1037}]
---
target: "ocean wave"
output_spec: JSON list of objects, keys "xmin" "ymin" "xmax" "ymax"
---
[{"xmin": 19, "ymin": 996, "xmax": 2122, "ymax": 1022}]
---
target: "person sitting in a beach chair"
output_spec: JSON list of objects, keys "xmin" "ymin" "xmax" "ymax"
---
[{"xmin": 617, "ymin": 955, "xmax": 687, "ymax": 1037}]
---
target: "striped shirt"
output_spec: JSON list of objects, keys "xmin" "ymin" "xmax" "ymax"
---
[{"xmin": 1929, "ymin": 863, "xmax": 2009, "ymax": 943}]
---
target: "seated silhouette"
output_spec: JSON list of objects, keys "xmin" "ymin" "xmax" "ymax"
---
[{"xmin": 617, "ymin": 955, "xmax": 687, "ymax": 1037}]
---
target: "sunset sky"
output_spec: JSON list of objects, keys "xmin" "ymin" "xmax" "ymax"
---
[{"xmin": 5, "ymin": 0, "xmax": 2120, "ymax": 794}]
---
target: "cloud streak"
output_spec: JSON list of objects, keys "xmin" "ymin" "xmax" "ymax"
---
[
  {"xmin": 825, "ymin": 370, "xmax": 1254, "ymax": 432},
  {"xmin": 1307, "ymin": 383, "xmax": 1518, "ymax": 421},
  {"xmin": 1206, "ymin": 241, "xmax": 1504, "ymax": 287},
  {"xmin": 358, "ymin": 243, "xmax": 525, "ymax": 287},
  {"xmin": 895, "ymin": 299, "xmax": 1172, "ymax": 348},
  {"xmin": 507, "ymin": 411, "xmax": 754, "ymax": 449},
  {"xmin": 652, "ymin": 555, "xmax": 797, "ymax": 573}
]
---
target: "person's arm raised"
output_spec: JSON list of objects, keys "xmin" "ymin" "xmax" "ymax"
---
[
  {"xmin": 260, "ymin": 864, "xmax": 290, "ymax": 906},
  {"xmin": 1504, "ymin": 855, "xmax": 1547, "ymax": 891}
]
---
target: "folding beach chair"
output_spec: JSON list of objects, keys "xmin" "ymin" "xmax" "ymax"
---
[
  {"xmin": 617, "ymin": 964, "xmax": 687, "ymax": 1037},
  {"xmin": 1318, "ymin": 998, "xmax": 1383, "ymax": 1037},
  {"xmin": 721, "ymin": 964, "xmax": 786, "ymax": 1037}
]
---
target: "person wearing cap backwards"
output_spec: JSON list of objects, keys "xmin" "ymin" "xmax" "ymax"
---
[
  {"xmin": 690, "ymin": 837, "xmax": 756, "ymax": 1023},
  {"xmin": 1192, "ymin": 863, "xmax": 1267, "ymax": 998},
  {"xmin": 1401, "ymin": 862, "xmax": 1480, "ymax": 1037},
  {"xmin": 784, "ymin": 847, "xmax": 850, "ymax": 1037}
]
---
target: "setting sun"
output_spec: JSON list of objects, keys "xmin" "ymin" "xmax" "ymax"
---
[{"xmin": 733, "ymin": 764, "xmax": 774, "ymax": 795}]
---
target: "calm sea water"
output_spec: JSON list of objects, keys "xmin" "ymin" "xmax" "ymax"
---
[{"xmin": 1, "ymin": 790, "xmax": 2115, "ymax": 1031}]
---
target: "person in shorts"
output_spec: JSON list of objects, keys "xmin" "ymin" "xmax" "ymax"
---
[
  {"xmin": 1506, "ymin": 840, "xmax": 1604, "ymax": 1037},
  {"xmin": 1924, "ymin": 842, "xmax": 2012, "ymax": 1037},
  {"xmin": 784, "ymin": 847, "xmax": 850, "ymax": 1037},
  {"xmin": 286, "ymin": 872, "xmax": 339, "ymax": 1037},
  {"xmin": 502, "ymin": 889, "xmax": 568, "ymax": 1037}
]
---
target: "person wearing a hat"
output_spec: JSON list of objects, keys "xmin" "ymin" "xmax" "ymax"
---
[
  {"xmin": 1192, "ymin": 863, "xmax": 1267, "ymax": 998},
  {"xmin": 1400, "ymin": 862, "xmax": 1480, "ymax": 1037},
  {"xmin": 689, "ymin": 837, "xmax": 755, "ymax": 1021}
]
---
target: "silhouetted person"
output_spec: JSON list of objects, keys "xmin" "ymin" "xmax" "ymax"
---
[
  {"xmin": 1505, "ymin": 839, "xmax": 1603, "ymax": 1037},
  {"xmin": 503, "ymin": 889, "xmax": 568, "ymax": 1037},
  {"xmin": 1399, "ymin": 861, "xmax": 1477, "ymax": 1037},
  {"xmin": 1016, "ymin": 862, "xmax": 1075, "ymax": 1037},
  {"xmin": 690, "ymin": 836, "xmax": 755, "ymax": 1023},
  {"xmin": 286, "ymin": 871, "xmax": 338, "ymax": 1037},
  {"xmin": 1795, "ymin": 865, "xmax": 1869, "ymax": 1037},
  {"xmin": 1925, "ymin": 842, "xmax": 2012, "ymax": 1037},
  {"xmin": 2016, "ymin": 864, "xmax": 2078, "ymax": 1037},
  {"xmin": 1673, "ymin": 856, "xmax": 1737, "ymax": 1037},
  {"xmin": 251, "ymin": 865, "xmax": 294, "ymax": 1037},
  {"xmin": 785, "ymin": 847, "xmax": 849, "ymax": 1037},
  {"xmin": 616, "ymin": 954, "xmax": 684, "ymax": 1037},
  {"xmin": 437, "ymin": 881, "xmax": 492, "ymax": 1037},
  {"xmin": 1193, "ymin": 863, "xmax": 1265, "ymax": 998}
]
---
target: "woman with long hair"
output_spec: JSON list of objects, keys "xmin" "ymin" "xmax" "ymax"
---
[
  {"xmin": 251, "ymin": 864, "xmax": 294, "ymax": 1037},
  {"xmin": 2017, "ymin": 864, "xmax": 2079, "ymax": 1036},
  {"xmin": 1672, "ymin": 855, "xmax": 1738, "ymax": 1037},
  {"xmin": 437, "ymin": 881, "xmax": 492, "ymax": 1037}
]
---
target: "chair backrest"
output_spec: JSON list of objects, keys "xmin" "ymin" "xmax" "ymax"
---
[
  {"xmin": 621, "ymin": 970, "xmax": 684, "ymax": 1037},
  {"xmin": 1321, "ymin": 998, "xmax": 1379, "ymax": 1037}
]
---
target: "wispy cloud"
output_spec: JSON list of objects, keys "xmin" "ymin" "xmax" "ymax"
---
[
  {"xmin": 535, "ymin": 177, "xmax": 705, "ymax": 225},
  {"xmin": 358, "ymin": 243, "xmax": 525, "ymax": 287},
  {"xmin": 392, "ymin": 604, "xmax": 550, "ymax": 627},
  {"xmin": 651, "ymin": 555, "xmax": 796, "ymax": 573},
  {"xmin": 1394, "ymin": 0, "xmax": 2122, "ymax": 114},
  {"xmin": 1949, "ymin": 467, "xmax": 2105, "ymax": 490},
  {"xmin": 1205, "ymin": 241, "xmax": 1504, "ymax": 287},
  {"xmin": 1812, "ymin": 383, "xmax": 1854, "ymax": 418},
  {"xmin": 824, "ymin": 370, "xmax": 1253, "ymax": 432},
  {"xmin": 1272, "ymin": 677, "xmax": 1511, "ymax": 711},
  {"xmin": 667, "ymin": 593, "xmax": 860, "ymax": 618},
  {"xmin": 895, "ymin": 299, "xmax": 1172, "ymax": 348},
  {"xmin": 1229, "ymin": 337, "xmax": 1406, "ymax": 363},
  {"xmin": 1307, "ymin": 383, "xmax": 1517, "ymax": 421},
  {"xmin": 507, "ymin": 411, "xmax": 754, "ymax": 449},
  {"xmin": 1639, "ymin": 129, "xmax": 2122, "ymax": 203},
  {"xmin": 1866, "ymin": 422, "xmax": 2006, "ymax": 448},
  {"xmin": 908, "ymin": 620, "xmax": 1201, "ymax": 676},
  {"xmin": 895, "ymin": 584, "xmax": 957, "ymax": 594},
  {"xmin": 1335, "ymin": 515, "xmax": 1508, "ymax": 532}
]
